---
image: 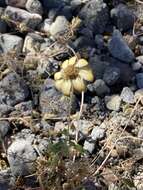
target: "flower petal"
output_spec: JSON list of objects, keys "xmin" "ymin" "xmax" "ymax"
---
[
  {"xmin": 54, "ymin": 72, "xmax": 62, "ymax": 80},
  {"xmin": 79, "ymin": 67, "xmax": 94, "ymax": 82},
  {"xmin": 61, "ymin": 60, "xmax": 69, "ymax": 69},
  {"xmin": 60, "ymin": 80, "xmax": 72, "ymax": 96},
  {"xmin": 55, "ymin": 79, "xmax": 64, "ymax": 91},
  {"xmin": 72, "ymin": 77, "xmax": 86, "ymax": 93},
  {"xmin": 69, "ymin": 56, "xmax": 77, "ymax": 65},
  {"xmin": 75, "ymin": 59, "xmax": 88, "ymax": 68}
]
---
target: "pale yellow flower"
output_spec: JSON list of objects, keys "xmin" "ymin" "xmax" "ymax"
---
[{"xmin": 54, "ymin": 56, "xmax": 94, "ymax": 96}]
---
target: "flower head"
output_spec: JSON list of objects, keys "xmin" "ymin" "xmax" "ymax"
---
[{"xmin": 54, "ymin": 56, "xmax": 94, "ymax": 96}]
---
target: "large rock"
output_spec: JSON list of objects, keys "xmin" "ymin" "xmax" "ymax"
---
[
  {"xmin": 0, "ymin": 73, "xmax": 29, "ymax": 111},
  {"xmin": 39, "ymin": 79, "xmax": 78, "ymax": 117},
  {"xmin": 108, "ymin": 30, "xmax": 135, "ymax": 63},
  {"xmin": 111, "ymin": 4, "xmax": 135, "ymax": 32},
  {"xmin": 79, "ymin": 0, "xmax": 109, "ymax": 34},
  {"xmin": 4, "ymin": 6, "xmax": 42, "ymax": 29},
  {"xmin": 7, "ymin": 139, "xmax": 37, "ymax": 176},
  {"xmin": 0, "ymin": 34, "xmax": 23, "ymax": 54}
]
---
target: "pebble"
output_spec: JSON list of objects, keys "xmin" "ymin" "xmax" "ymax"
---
[
  {"xmin": 120, "ymin": 87, "xmax": 135, "ymax": 104},
  {"xmin": 7, "ymin": 139, "xmax": 37, "ymax": 176},
  {"xmin": 88, "ymin": 79, "xmax": 110, "ymax": 97},
  {"xmin": 108, "ymin": 29, "xmax": 135, "ymax": 63},
  {"xmin": 0, "ymin": 34, "xmax": 23, "ymax": 54},
  {"xmin": 91, "ymin": 127, "xmax": 105, "ymax": 141},
  {"xmin": 73, "ymin": 120, "xmax": 93, "ymax": 136},
  {"xmin": 6, "ymin": 0, "xmax": 27, "ymax": 8},
  {"xmin": 103, "ymin": 66, "xmax": 120, "ymax": 85},
  {"xmin": 105, "ymin": 95, "xmax": 121, "ymax": 111},
  {"xmin": 83, "ymin": 140, "xmax": 95, "ymax": 154}
]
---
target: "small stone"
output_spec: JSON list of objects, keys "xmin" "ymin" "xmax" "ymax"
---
[
  {"xmin": 23, "ymin": 33, "xmax": 44, "ymax": 54},
  {"xmin": 136, "ymin": 73, "xmax": 143, "ymax": 89},
  {"xmin": 110, "ymin": 4, "xmax": 135, "ymax": 32},
  {"xmin": 91, "ymin": 127, "xmax": 105, "ymax": 141},
  {"xmin": 14, "ymin": 101, "xmax": 33, "ymax": 116},
  {"xmin": 103, "ymin": 67, "xmax": 120, "ymax": 85},
  {"xmin": 0, "ymin": 34, "xmax": 23, "ymax": 54},
  {"xmin": 136, "ymin": 56, "xmax": 143, "ymax": 65},
  {"xmin": 105, "ymin": 95, "xmax": 121, "ymax": 111},
  {"xmin": 120, "ymin": 87, "xmax": 135, "ymax": 104},
  {"xmin": 4, "ymin": 6, "xmax": 42, "ymax": 29},
  {"xmin": 0, "ymin": 121, "xmax": 10, "ymax": 138},
  {"xmin": 26, "ymin": 0, "xmax": 43, "ymax": 15},
  {"xmin": 73, "ymin": 120, "xmax": 93, "ymax": 136},
  {"xmin": 108, "ymin": 30, "xmax": 135, "ymax": 63},
  {"xmin": 7, "ymin": 139, "xmax": 37, "ymax": 176},
  {"xmin": 49, "ymin": 16, "xmax": 69, "ymax": 37},
  {"xmin": 83, "ymin": 140, "xmax": 95, "ymax": 154},
  {"xmin": 6, "ymin": 0, "xmax": 27, "ymax": 8},
  {"xmin": 88, "ymin": 79, "xmax": 110, "ymax": 97}
]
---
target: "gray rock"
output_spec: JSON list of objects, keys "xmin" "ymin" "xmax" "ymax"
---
[
  {"xmin": 49, "ymin": 16, "xmax": 69, "ymax": 37},
  {"xmin": 4, "ymin": 6, "xmax": 42, "ymax": 29},
  {"xmin": 103, "ymin": 67, "xmax": 120, "ymax": 85},
  {"xmin": 136, "ymin": 73, "xmax": 143, "ymax": 89},
  {"xmin": 120, "ymin": 87, "xmax": 135, "ymax": 104},
  {"xmin": 108, "ymin": 30, "xmax": 135, "ymax": 63},
  {"xmin": 39, "ymin": 79, "xmax": 77, "ymax": 117},
  {"xmin": 0, "ymin": 34, "xmax": 23, "ymax": 54},
  {"xmin": 0, "ymin": 104, "xmax": 14, "ymax": 116},
  {"xmin": 6, "ymin": 0, "xmax": 27, "ymax": 7},
  {"xmin": 14, "ymin": 101, "xmax": 33, "ymax": 116},
  {"xmin": 26, "ymin": 0, "xmax": 43, "ymax": 15},
  {"xmin": 136, "ymin": 55, "xmax": 143, "ymax": 65},
  {"xmin": 0, "ymin": 121, "xmax": 10, "ymax": 138},
  {"xmin": 79, "ymin": 0, "xmax": 109, "ymax": 34},
  {"xmin": 7, "ymin": 139, "xmax": 37, "ymax": 176},
  {"xmin": 105, "ymin": 95, "xmax": 121, "ymax": 111},
  {"xmin": 23, "ymin": 33, "xmax": 44, "ymax": 54},
  {"xmin": 88, "ymin": 79, "xmax": 110, "ymax": 97},
  {"xmin": 110, "ymin": 4, "xmax": 135, "ymax": 32},
  {"xmin": 91, "ymin": 127, "xmax": 105, "ymax": 141},
  {"xmin": 0, "ymin": 73, "xmax": 29, "ymax": 108},
  {"xmin": 83, "ymin": 140, "xmax": 95, "ymax": 154},
  {"xmin": 73, "ymin": 120, "xmax": 93, "ymax": 136},
  {"xmin": 37, "ymin": 57, "xmax": 59, "ymax": 77}
]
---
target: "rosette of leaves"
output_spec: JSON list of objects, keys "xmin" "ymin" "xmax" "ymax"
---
[{"xmin": 54, "ymin": 56, "xmax": 94, "ymax": 96}]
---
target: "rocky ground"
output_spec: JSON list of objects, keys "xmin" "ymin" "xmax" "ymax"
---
[{"xmin": 0, "ymin": 0, "xmax": 143, "ymax": 189}]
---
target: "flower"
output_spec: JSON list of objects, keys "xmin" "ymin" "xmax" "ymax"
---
[{"xmin": 54, "ymin": 56, "xmax": 94, "ymax": 96}]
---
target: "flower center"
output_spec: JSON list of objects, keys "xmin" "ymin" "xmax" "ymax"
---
[{"xmin": 63, "ymin": 65, "xmax": 79, "ymax": 79}]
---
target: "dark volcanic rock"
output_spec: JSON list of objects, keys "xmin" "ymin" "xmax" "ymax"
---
[
  {"xmin": 79, "ymin": 0, "xmax": 109, "ymax": 34},
  {"xmin": 108, "ymin": 30, "xmax": 135, "ymax": 63}
]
